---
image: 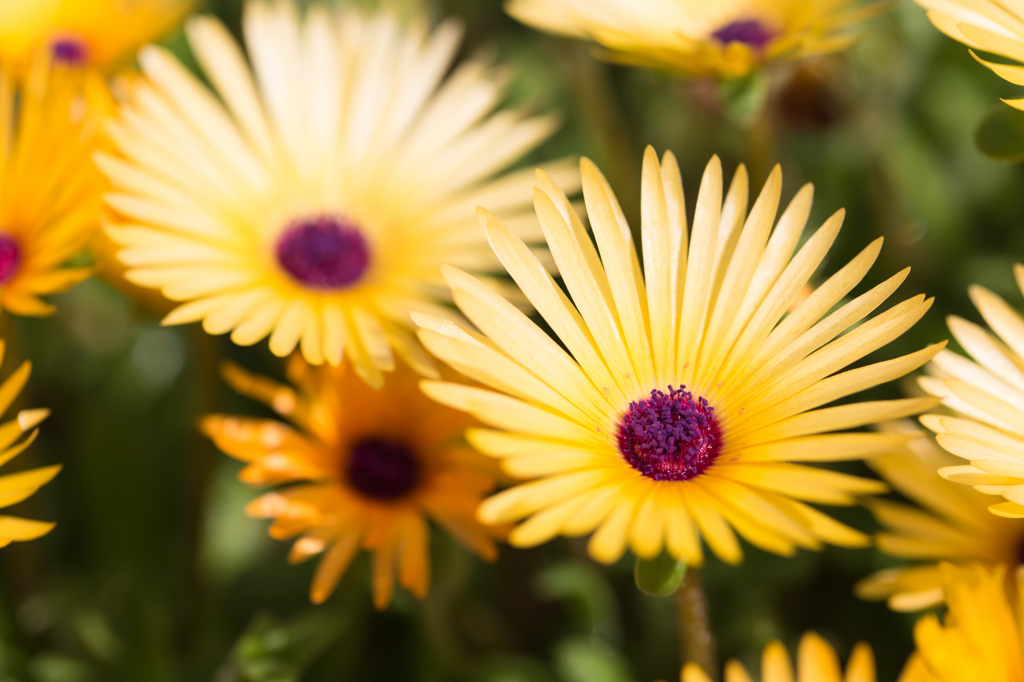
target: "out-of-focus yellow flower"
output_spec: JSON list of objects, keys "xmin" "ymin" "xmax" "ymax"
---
[
  {"xmin": 506, "ymin": 0, "xmax": 885, "ymax": 78},
  {"xmin": 914, "ymin": 0, "xmax": 1024, "ymax": 110},
  {"xmin": 99, "ymin": 0, "xmax": 577, "ymax": 387},
  {"xmin": 416, "ymin": 147, "xmax": 940, "ymax": 568},
  {"xmin": 202, "ymin": 356, "xmax": 504, "ymax": 609},
  {"xmin": 856, "ymin": 423, "xmax": 1024, "ymax": 611},
  {"xmin": 0, "ymin": 340, "xmax": 59, "ymax": 546},
  {"xmin": 0, "ymin": 0, "xmax": 192, "ymax": 75},
  {"xmin": 681, "ymin": 631, "xmax": 876, "ymax": 682},
  {"xmin": 899, "ymin": 563, "xmax": 1024, "ymax": 682},
  {"xmin": 919, "ymin": 266, "xmax": 1024, "ymax": 518},
  {"xmin": 0, "ymin": 60, "xmax": 107, "ymax": 316}
]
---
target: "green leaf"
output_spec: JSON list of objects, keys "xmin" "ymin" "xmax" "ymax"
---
[
  {"xmin": 553, "ymin": 636, "xmax": 635, "ymax": 682},
  {"xmin": 633, "ymin": 552, "xmax": 687, "ymax": 597},
  {"xmin": 230, "ymin": 611, "xmax": 346, "ymax": 682},
  {"xmin": 976, "ymin": 105, "xmax": 1024, "ymax": 163},
  {"xmin": 717, "ymin": 72, "xmax": 770, "ymax": 129}
]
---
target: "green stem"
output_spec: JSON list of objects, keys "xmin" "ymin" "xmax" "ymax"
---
[{"xmin": 677, "ymin": 569, "xmax": 717, "ymax": 681}]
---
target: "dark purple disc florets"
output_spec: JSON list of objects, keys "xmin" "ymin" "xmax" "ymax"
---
[
  {"xmin": 50, "ymin": 37, "xmax": 90, "ymax": 65},
  {"xmin": 0, "ymin": 234, "xmax": 22, "ymax": 285},
  {"xmin": 276, "ymin": 216, "xmax": 370, "ymax": 290},
  {"xmin": 711, "ymin": 20, "xmax": 774, "ymax": 50},
  {"xmin": 347, "ymin": 438, "xmax": 421, "ymax": 501},
  {"xmin": 618, "ymin": 386, "xmax": 721, "ymax": 481}
]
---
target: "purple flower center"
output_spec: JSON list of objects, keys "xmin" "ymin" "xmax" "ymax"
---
[
  {"xmin": 618, "ymin": 386, "xmax": 721, "ymax": 481},
  {"xmin": 0, "ymin": 234, "xmax": 22, "ymax": 285},
  {"xmin": 347, "ymin": 438, "xmax": 421, "ymax": 500},
  {"xmin": 50, "ymin": 37, "xmax": 90, "ymax": 65},
  {"xmin": 276, "ymin": 216, "xmax": 370, "ymax": 290},
  {"xmin": 711, "ymin": 20, "xmax": 774, "ymax": 50}
]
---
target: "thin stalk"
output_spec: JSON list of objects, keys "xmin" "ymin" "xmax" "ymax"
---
[{"xmin": 676, "ymin": 569, "xmax": 717, "ymax": 681}]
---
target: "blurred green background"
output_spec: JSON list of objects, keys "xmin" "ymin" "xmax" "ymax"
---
[{"xmin": 1, "ymin": 0, "xmax": 1023, "ymax": 680}]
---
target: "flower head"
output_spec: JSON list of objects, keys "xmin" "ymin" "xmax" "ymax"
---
[
  {"xmin": 682, "ymin": 631, "xmax": 876, "ymax": 682},
  {"xmin": 899, "ymin": 563, "xmax": 1024, "ymax": 682},
  {"xmin": 416, "ymin": 147, "xmax": 942, "ymax": 567},
  {"xmin": 919, "ymin": 266, "xmax": 1024, "ymax": 518},
  {"xmin": 913, "ymin": 0, "xmax": 1024, "ymax": 109},
  {"xmin": 0, "ymin": 60, "xmax": 106, "ymax": 316},
  {"xmin": 0, "ymin": 341, "xmax": 59, "ymax": 546},
  {"xmin": 201, "ymin": 356, "xmax": 504, "ymax": 609},
  {"xmin": 0, "ymin": 0, "xmax": 192, "ymax": 74},
  {"xmin": 506, "ymin": 0, "xmax": 884, "ymax": 78},
  {"xmin": 99, "ymin": 0, "xmax": 577, "ymax": 387},
  {"xmin": 856, "ymin": 423, "xmax": 1024, "ymax": 611}
]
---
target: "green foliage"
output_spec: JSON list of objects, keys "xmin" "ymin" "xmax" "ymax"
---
[
  {"xmin": 976, "ymin": 105, "xmax": 1024, "ymax": 162},
  {"xmin": 633, "ymin": 553, "xmax": 687, "ymax": 598}
]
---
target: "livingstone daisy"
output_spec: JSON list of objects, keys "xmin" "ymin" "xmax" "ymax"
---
[
  {"xmin": 0, "ymin": 0, "xmax": 192, "ymax": 74},
  {"xmin": 681, "ymin": 632, "xmax": 875, "ymax": 682},
  {"xmin": 0, "ymin": 340, "xmax": 59, "ymax": 546},
  {"xmin": 918, "ymin": 266, "xmax": 1024, "ymax": 518},
  {"xmin": 99, "ymin": 0, "xmax": 577, "ymax": 387},
  {"xmin": 416, "ymin": 147, "xmax": 942, "ymax": 567},
  {"xmin": 855, "ymin": 423, "xmax": 1024, "ymax": 611},
  {"xmin": 506, "ymin": 0, "xmax": 883, "ymax": 78},
  {"xmin": 898, "ymin": 563, "xmax": 1024, "ymax": 682},
  {"xmin": 201, "ymin": 356, "xmax": 504, "ymax": 609},
  {"xmin": 913, "ymin": 0, "xmax": 1024, "ymax": 110},
  {"xmin": 0, "ymin": 60, "xmax": 106, "ymax": 316}
]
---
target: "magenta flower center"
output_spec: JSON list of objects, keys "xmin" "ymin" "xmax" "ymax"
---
[
  {"xmin": 276, "ymin": 216, "xmax": 370, "ymax": 290},
  {"xmin": 347, "ymin": 438, "xmax": 421, "ymax": 500},
  {"xmin": 711, "ymin": 20, "xmax": 774, "ymax": 49},
  {"xmin": 618, "ymin": 386, "xmax": 721, "ymax": 481},
  {"xmin": 50, "ymin": 36, "xmax": 90, "ymax": 65},
  {"xmin": 0, "ymin": 234, "xmax": 22, "ymax": 285}
]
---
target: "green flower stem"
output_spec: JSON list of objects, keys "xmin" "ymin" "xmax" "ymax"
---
[{"xmin": 677, "ymin": 569, "xmax": 717, "ymax": 681}]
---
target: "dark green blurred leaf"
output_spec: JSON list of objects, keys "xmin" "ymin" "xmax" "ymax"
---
[
  {"xmin": 534, "ymin": 562, "xmax": 619, "ymax": 632},
  {"xmin": 976, "ymin": 105, "xmax": 1024, "ymax": 162},
  {"xmin": 717, "ymin": 72, "xmax": 769, "ymax": 128},
  {"xmin": 633, "ymin": 552, "xmax": 687, "ymax": 598},
  {"xmin": 553, "ymin": 636, "xmax": 634, "ymax": 682},
  {"xmin": 228, "ymin": 612, "xmax": 345, "ymax": 682}
]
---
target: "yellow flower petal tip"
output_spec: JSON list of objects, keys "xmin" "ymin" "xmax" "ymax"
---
[
  {"xmin": 202, "ymin": 355, "xmax": 504, "ymax": 609},
  {"xmin": 914, "ymin": 0, "xmax": 1024, "ymax": 108},
  {"xmin": 100, "ymin": 0, "xmax": 578, "ymax": 385},
  {"xmin": 420, "ymin": 151, "xmax": 935, "ymax": 569},
  {"xmin": 680, "ymin": 631, "xmax": 876, "ymax": 682},
  {"xmin": 917, "ymin": 263, "xmax": 1024, "ymax": 514},
  {"xmin": 507, "ymin": 0, "xmax": 886, "ymax": 77},
  {"xmin": 899, "ymin": 563, "xmax": 1024, "ymax": 681},
  {"xmin": 0, "ymin": 350, "xmax": 57, "ymax": 541}
]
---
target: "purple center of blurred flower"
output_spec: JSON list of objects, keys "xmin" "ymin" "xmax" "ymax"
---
[
  {"xmin": 618, "ymin": 386, "xmax": 721, "ymax": 481},
  {"xmin": 0, "ymin": 234, "xmax": 22, "ymax": 285},
  {"xmin": 347, "ymin": 438, "xmax": 421, "ymax": 500},
  {"xmin": 50, "ymin": 37, "xmax": 90, "ymax": 65},
  {"xmin": 711, "ymin": 20, "xmax": 774, "ymax": 49},
  {"xmin": 276, "ymin": 216, "xmax": 370, "ymax": 290}
]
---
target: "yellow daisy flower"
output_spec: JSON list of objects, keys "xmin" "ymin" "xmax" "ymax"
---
[
  {"xmin": 913, "ymin": 0, "xmax": 1024, "ymax": 110},
  {"xmin": 0, "ymin": 60, "xmax": 106, "ymax": 316},
  {"xmin": 855, "ymin": 423, "xmax": 1024, "ymax": 611},
  {"xmin": 0, "ymin": 340, "xmax": 60, "ymax": 546},
  {"xmin": 99, "ymin": 0, "xmax": 577, "ymax": 387},
  {"xmin": 898, "ymin": 563, "xmax": 1024, "ymax": 682},
  {"xmin": 506, "ymin": 0, "xmax": 884, "ymax": 78},
  {"xmin": 201, "ymin": 356, "xmax": 504, "ymax": 609},
  {"xmin": 918, "ymin": 266, "xmax": 1024, "ymax": 518},
  {"xmin": 681, "ymin": 632, "xmax": 876, "ymax": 682},
  {"xmin": 415, "ymin": 146, "xmax": 942, "ymax": 567},
  {"xmin": 0, "ymin": 0, "xmax": 192, "ymax": 74}
]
